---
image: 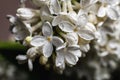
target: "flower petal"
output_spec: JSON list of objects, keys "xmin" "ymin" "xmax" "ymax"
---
[
  {"xmin": 65, "ymin": 33, "xmax": 78, "ymax": 45},
  {"xmin": 65, "ymin": 53, "xmax": 78, "ymax": 65},
  {"xmin": 42, "ymin": 22, "xmax": 53, "ymax": 37},
  {"xmin": 77, "ymin": 10, "xmax": 88, "ymax": 27},
  {"xmin": 12, "ymin": 20, "xmax": 30, "ymax": 40},
  {"xmin": 59, "ymin": 21, "xmax": 74, "ymax": 32},
  {"xmin": 43, "ymin": 42, "xmax": 53, "ymax": 57},
  {"xmin": 30, "ymin": 36, "xmax": 46, "ymax": 47},
  {"xmin": 16, "ymin": 55, "xmax": 27, "ymax": 60},
  {"xmin": 97, "ymin": 6, "xmax": 106, "ymax": 17},
  {"xmin": 85, "ymin": 22, "xmax": 96, "ymax": 32},
  {"xmin": 40, "ymin": 5, "xmax": 53, "ymax": 22},
  {"xmin": 106, "ymin": 6, "xmax": 119, "ymax": 20},
  {"xmin": 52, "ymin": 36, "xmax": 64, "ymax": 47},
  {"xmin": 69, "ymin": 49, "xmax": 82, "ymax": 57},
  {"xmin": 79, "ymin": 44, "xmax": 90, "ymax": 52},
  {"xmin": 78, "ymin": 29, "xmax": 95, "ymax": 40},
  {"xmin": 68, "ymin": 45, "xmax": 82, "ymax": 57},
  {"xmin": 26, "ymin": 47, "xmax": 37, "ymax": 58},
  {"xmin": 49, "ymin": 0, "xmax": 61, "ymax": 14},
  {"xmin": 52, "ymin": 13, "xmax": 72, "ymax": 26},
  {"xmin": 55, "ymin": 51, "xmax": 65, "ymax": 68},
  {"xmin": 28, "ymin": 59, "xmax": 33, "ymax": 71}
]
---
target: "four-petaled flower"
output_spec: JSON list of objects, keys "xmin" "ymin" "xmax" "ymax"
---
[
  {"xmin": 31, "ymin": 21, "xmax": 63, "ymax": 57},
  {"xmin": 55, "ymin": 42, "xmax": 82, "ymax": 70}
]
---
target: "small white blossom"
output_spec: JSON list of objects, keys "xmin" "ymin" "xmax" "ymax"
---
[
  {"xmin": 31, "ymin": 21, "xmax": 63, "ymax": 57},
  {"xmin": 16, "ymin": 47, "xmax": 37, "ymax": 71},
  {"xmin": 55, "ymin": 43, "xmax": 82, "ymax": 70},
  {"xmin": 7, "ymin": 15, "xmax": 32, "ymax": 40},
  {"xmin": 97, "ymin": 0, "xmax": 119, "ymax": 20}
]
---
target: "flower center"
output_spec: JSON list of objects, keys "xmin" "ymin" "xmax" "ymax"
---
[
  {"xmin": 47, "ymin": 36, "xmax": 52, "ymax": 42},
  {"xmin": 74, "ymin": 27, "xmax": 78, "ymax": 32},
  {"xmin": 63, "ymin": 47, "xmax": 67, "ymax": 53}
]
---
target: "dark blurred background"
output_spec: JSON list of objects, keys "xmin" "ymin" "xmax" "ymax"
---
[{"xmin": 0, "ymin": 0, "xmax": 18, "ymax": 41}]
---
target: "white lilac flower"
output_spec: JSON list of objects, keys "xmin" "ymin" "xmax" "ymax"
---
[
  {"xmin": 7, "ymin": 15, "xmax": 32, "ymax": 40},
  {"xmin": 31, "ymin": 21, "xmax": 64, "ymax": 57},
  {"xmin": 16, "ymin": 47, "xmax": 37, "ymax": 71},
  {"xmin": 97, "ymin": 0, "xmax": 119, "ymax": 20},
  {"xmin": 16, "ymin": 8, "xmax": 40, "ymax": 20},
  {"xmin": 53, "ymin": 9, "xmax": 96, "ymax": 41},
  {"xmin": 55, "ymin": 43, "xmax": 82, "ymax": 70},
  {"xmin": 59, "ymin": 21, "xmax": 96, "ymax": 40}
]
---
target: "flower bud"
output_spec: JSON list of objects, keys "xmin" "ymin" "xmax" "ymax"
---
[
  {"xmin": 39, "ymin": 55, "xmax": 48, "ymax": 65},
  {"xmin": 16, "ymin": 8, "xmax": 39, "ymax": 20}
]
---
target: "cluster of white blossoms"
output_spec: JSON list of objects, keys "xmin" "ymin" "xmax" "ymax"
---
[{"xmin": 7, "ymin": 0, "xmax": 120, "ymax": 74}]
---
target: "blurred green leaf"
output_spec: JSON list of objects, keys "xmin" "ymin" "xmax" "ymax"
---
[{"xmin": 0, "ymin": 41, "xmax": 27, "ymax": 50}]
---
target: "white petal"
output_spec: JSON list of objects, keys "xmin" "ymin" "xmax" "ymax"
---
[
  {"xmin": 69, "ymin": 50, "xmax": 82, "ymax": 57},
  {"xmin": 59, "ymin": 21, "xmax": 74, "ymax": 32},
  {"xmin": 89, "ymin": 0, "xmax": 98, "ymax": 4},
  {"xmin": 77, "ymin": 10, "xmax": 88, "ymax": 27},
  {"xmin": 78, "ymin": 30, "xmax": 95, "ymax": 40},
  {"xmin": 68, "ymin": 11, "xmax": 77, "ymax": 23},
  {"xmin": 68, "ymin": 45, "xmax": 82, "ymax": 57},
  {"xmin": 56, "ymin": 43, "xmax": 66, "ymax": 51},
  {"xmin": 106, "ymin": 7, "xmax": 119, "ymax": 20},
  {"xmin": 65, "ymin": 53, "xmax": 77, "ymax": 65},
  {"xmin": 68, "ymin": 45, "xmax": 80, "ymax": 50},
  {"xmin": 12, "ymin": 20, "xmax": 30, "ymax": 40},
  {"xmin": 52, "ymin": 36, "xmax": 64, "ymax": 47},
  {"xmin": 97, "ymin": 6, "xmax": 106, "ymax": 17},
  {"xmin": 85, "ymin": 22, "xmax": 96, "ymax": 32},
  {"xmin": 107, "ymin": 0, "xmax": 119, "ymax": 5},
  {"xmin": 66, "ymin": 33, "xmax": 78, "ymax": 45},
  {"xmin": 7, "ymin": 15, "xmax": 16, "ymax": 24},
  {"xmin": 42, "ymin": 22, "xmax": 53, "ymax": 37},
  {"xmin": 49, "ymin": 0, "xmax": 61, "ymax": 14},
  {"xmin": 80, "ymin": 0, "xmax": 90, "ymax": 9},
  {"xmin": 16, "ymin": 55, "xmax": 27, "ymax": 60},
  {"xmin": 79, "ymin": 44, "xmax": 90, "ymax": 52},
  {"xmin": 14, "ymin": 29, "xmax": 30, "ymax": 40},
  {"xmin": 26, "ymin": 47, "xmax": 37, "ymax": 58},
  {"xmin": 43, "ymin": 42, "xmax": 53, "ymax": 57},
  {"xmin": 55, "ymin": 52, "xmax": 64, "ymax": 67},
  {"xmin": 28, "ymin": 59, "xmax": 33, "ymax": 71},
  {"xmin": 52, "ymin": 14, "xmax": 71, "ymax": 26},
  {"xmin": 40, "ymin": 5, "xmax": 53, "ymax": 22},
  {"xmin": 30, "ymin": 36, "xmax": 46, "ymax": 47}
]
